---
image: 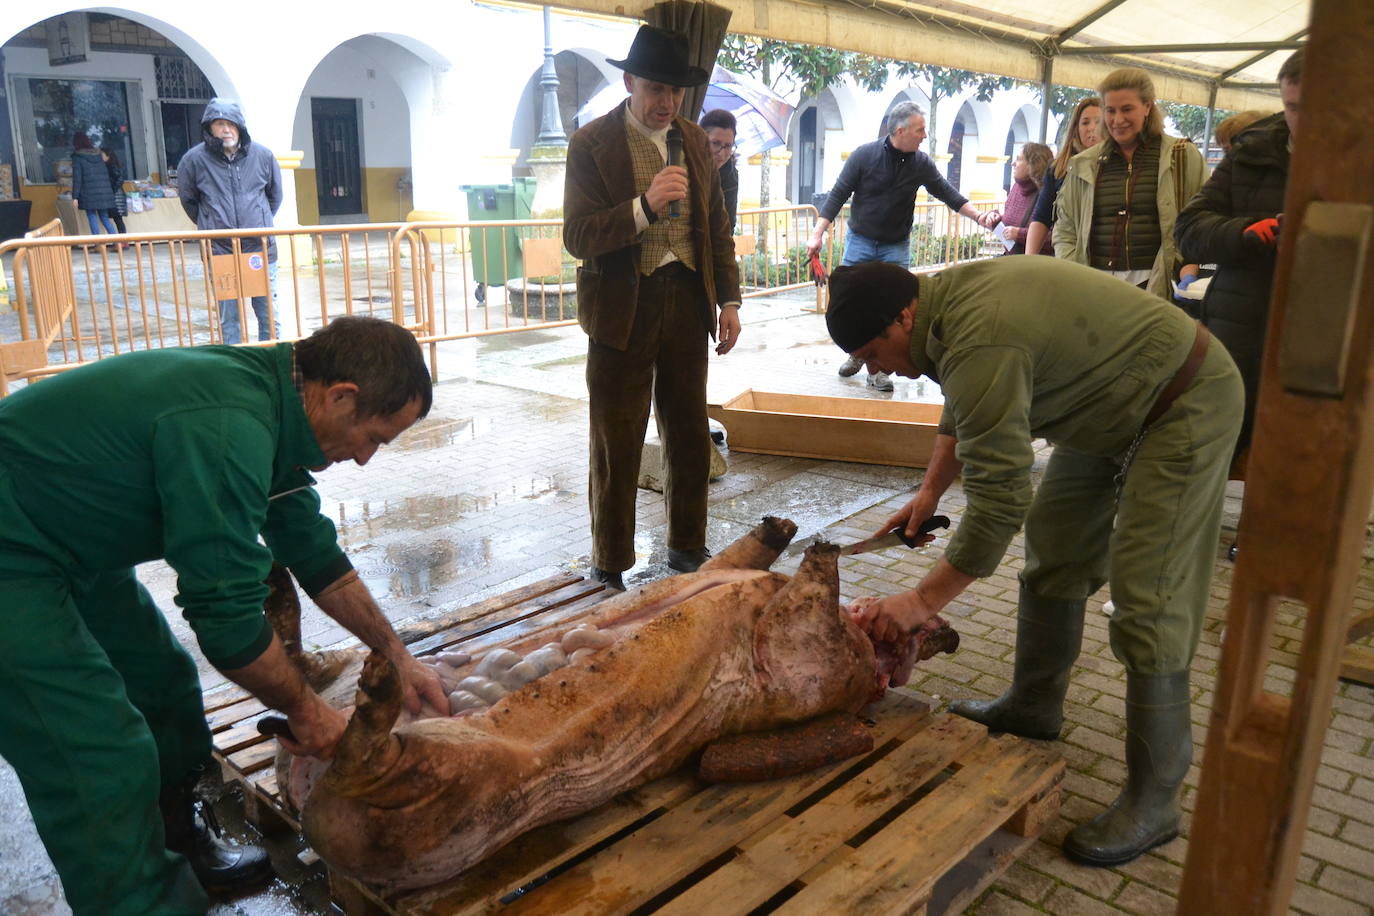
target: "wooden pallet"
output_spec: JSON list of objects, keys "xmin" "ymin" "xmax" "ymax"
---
[{"xmin": 207, "ymin": 574, "xmax": 1063, "ymax": 916}]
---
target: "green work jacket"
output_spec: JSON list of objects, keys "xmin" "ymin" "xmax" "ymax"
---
[
  {"xmin": 912, "ymin": 257, "xmax": 1197, "ymax": 578},
  {"xmin": 0, "ymin": 344, "xmax": 351, "ymax": 669}
]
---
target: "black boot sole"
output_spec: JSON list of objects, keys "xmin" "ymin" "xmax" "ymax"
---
[{"xmin": 1062, "ymin": 827, "xmax": 1179, "ymax": 867}]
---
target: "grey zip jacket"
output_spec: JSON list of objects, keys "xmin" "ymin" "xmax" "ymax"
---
[{"xmin": 176, "ymin": 98, "xmax": 282, "ymax": 260}]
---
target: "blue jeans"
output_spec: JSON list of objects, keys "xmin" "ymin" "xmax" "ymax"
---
[
  {"xmin": 841, "ymin": 231, "xmax": 912, "ymax": 268},
  {"xmin": 218, "ymin": 260, "xmax": 280, "ymax": 344},
  {"xmin": 84, "ymin": 209, "xmax": 117, "ymax": 235}
]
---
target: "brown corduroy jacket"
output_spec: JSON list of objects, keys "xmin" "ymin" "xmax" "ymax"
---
[{"xmin": 563, "ymin": 102, "xmax": 741, "ymax": 350}]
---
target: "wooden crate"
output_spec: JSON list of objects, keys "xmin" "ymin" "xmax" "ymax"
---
[
  {"xmin": 208, "ymin": 575, "xmax": 1062, "ymax": 916},
  {"xmin": 708, "ymin": 390, "xmax": 942, "ymax": 468}
]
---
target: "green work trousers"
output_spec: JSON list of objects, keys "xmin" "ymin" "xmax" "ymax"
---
[
  {"xmin": 0, "ymin": 555, "xmax": 212, "ymax": 915},
  {"xmin": 1020, "ymin": 343, "xmax": 1243, "ymax": 674},
  {"xmin": 586, "ymin": 263, "xmax": 711, "ymax": 572}
]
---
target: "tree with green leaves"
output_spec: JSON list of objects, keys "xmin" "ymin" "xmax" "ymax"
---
[{"xmin": 1161, "ymin": 101, "xmax": 1235, "ymax": 144}]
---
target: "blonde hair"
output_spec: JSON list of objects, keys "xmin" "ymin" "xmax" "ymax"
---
[
  {"xmin": 1098, "ymin": 68, "xmax": 1165, "ymax": 142},
  {"xmin": 1214, "ymin": 110, "xmax": 1268, "ymax": 151},
  {"xmin": 1020, "ymin": 142, "xmax": 1054, "ymax": 190},
  {"xmin": 1052, "ymin": 96, "xmax": 1101, "ymax": 180}
]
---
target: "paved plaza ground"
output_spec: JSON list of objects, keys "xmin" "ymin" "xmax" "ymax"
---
[{"xmin": 2, "ymin": 286, "xmax": 1372, "ymax": 915}]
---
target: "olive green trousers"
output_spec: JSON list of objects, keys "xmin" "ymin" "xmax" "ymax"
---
[{"xmin": 1020, "ymin": 343, "xmax": 1243, "ymax": 674}]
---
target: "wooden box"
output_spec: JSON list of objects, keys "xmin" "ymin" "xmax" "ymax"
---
[{"xmin": 708, "ymin": 389, "xmax": 942, "ymax": 468}]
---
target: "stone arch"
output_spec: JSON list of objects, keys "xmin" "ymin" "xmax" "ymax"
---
[
  {"xmin": 1, "ymin": 7, "xmax": 239, "ymax": 226},
  {"xmin": 290, "ymin": 33, "xmax": 444, "ymax": 223},
  {"xmin": 1002, "ymin": 104, "xmax": 1038, "ymax": 189},
  {"xmin": 789, "ymin": 84, "xmax": 848, "ymax": 205}
]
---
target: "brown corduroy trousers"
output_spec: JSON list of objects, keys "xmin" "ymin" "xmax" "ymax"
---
[{"xmin": 585, "ymin": 262, "xmax": 711, "ymax": 573}]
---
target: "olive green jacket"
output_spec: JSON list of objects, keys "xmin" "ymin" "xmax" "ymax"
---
[
  {"xmin": 1053, "ymin": 133, "xmax": 1205, "ymax": 299},
  {"xmin": 911, "ymin": 257, "xmax": 1198, "ymax": 578}
]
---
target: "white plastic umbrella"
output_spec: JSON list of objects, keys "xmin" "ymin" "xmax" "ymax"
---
[{"xmin": 575, "ymin": 65, "xmax": 794, "ymax": 157}]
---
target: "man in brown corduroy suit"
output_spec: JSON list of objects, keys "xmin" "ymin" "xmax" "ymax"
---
[{"xmin": 563, "ymin": 25, "xmax": 742, "ymax": 591}]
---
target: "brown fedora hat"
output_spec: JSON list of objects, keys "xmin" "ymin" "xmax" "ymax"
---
[{"xmin": 607, "ymin": 25, "xmax": 709, "ymax": 88}]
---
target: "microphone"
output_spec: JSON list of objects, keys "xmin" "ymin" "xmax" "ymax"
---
[{"xmin": 666, "ymin": 127, "xmax": 684, "ymax": 219}]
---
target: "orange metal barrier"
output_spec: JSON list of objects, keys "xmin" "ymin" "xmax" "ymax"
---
[
  {"xmin": 1, "ymin": 200, "xmax": 1004, "ymax": 395},
  {"xmin": 0, "ymin": 221, "xmax": 412, "ymax": 395}
]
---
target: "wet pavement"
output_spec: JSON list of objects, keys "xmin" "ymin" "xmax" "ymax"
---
[{"xmin": 3, "ymin": 283, "xmax": 1373, "ymax": 915}]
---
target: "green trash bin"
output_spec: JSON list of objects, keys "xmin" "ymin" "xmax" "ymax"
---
[{"xmin": 461, "ymin": 178, "xmax": 537, "ymax": 303}]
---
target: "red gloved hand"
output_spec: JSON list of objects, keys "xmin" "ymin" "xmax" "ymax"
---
[{"xmin": 1243, "ymin": 217, "xmax": 1281, "ymax": 247}]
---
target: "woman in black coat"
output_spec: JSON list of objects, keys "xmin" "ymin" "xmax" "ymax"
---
[
  {"xmin": 69, "ymin": 132, "xmax": 117, "ymax": 235},
  {"xmin": 1174, "ymin": 111, "xmax": 1290, "ymax": 458}
]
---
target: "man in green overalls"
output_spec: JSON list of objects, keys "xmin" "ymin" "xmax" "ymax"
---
[
  {"xmin": 0, "ymin": 317, "xmax": 448, "ymax": 914},
  {"xmin": 826, "ymin": 258, "xmax": 1241, "ymax": 866}
]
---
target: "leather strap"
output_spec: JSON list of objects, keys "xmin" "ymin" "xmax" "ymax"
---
[{"xmin": 1144, "ymin": 323, "xmax": 1210, "ymax": 427}]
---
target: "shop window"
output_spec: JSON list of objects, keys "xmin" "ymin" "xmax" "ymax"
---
[{"xmin": 10, "ymin": 76, "xmax": 143, "ymax": 184}]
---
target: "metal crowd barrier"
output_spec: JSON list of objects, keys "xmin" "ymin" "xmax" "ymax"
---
[{"xmin": 1, "ymin": 200, "xmax": 1005, "ymax": 396}]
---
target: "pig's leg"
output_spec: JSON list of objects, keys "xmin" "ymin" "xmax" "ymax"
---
[
  {"xmin": 699, "ymin": 516, "xmax": 797, "ymax": 572},
  {"xmin": 320, "ymin": 652, "xmax": 404, "ymax": 798}
]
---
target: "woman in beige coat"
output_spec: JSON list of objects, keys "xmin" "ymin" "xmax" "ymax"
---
[{"xmin": 1054, "ymin": 68, "xmax": 1204, "ymax": 300}]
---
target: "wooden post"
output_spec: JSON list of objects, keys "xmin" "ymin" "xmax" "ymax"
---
[{"xmin": 1179, "ymin": 1, "xmax": 1374, "ymax": 911}]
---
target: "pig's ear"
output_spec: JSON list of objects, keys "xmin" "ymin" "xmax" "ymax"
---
[{"xmin": 324, "ymin": 651, "xmax": 403, "ymax": 797}]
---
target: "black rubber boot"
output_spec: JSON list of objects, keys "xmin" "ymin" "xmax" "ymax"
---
[
  {"xmin": 1063, "ymin": 670, "xmax": 1192, "ymax": 867},
  {"xmin": 159, "ymin": 772, "xmax": 274, "ymax": 895},
  {"xmin": 948, "ymin": 586, "xmax": 1085, "ymax": 740},
  {"xmin": 667, "ymin": 547, "xmax": 710, "ymax": 573}
]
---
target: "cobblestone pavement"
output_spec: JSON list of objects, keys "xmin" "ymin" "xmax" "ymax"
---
[{"xmin": 2, "ymin": 287, "xmax": 1372, "ymax": 915}]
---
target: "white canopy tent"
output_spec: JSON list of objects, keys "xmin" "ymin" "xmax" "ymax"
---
[{"xmin": 556, "ymin": 0, "xmax": 1306, "ymax": 142}]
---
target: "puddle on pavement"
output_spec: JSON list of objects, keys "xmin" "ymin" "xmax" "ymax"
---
[
  {"xmin": 332, "ymin": 480, "xmax": 574, "ymax": 543},
  {"xmin": 395, "ymin": 415, "xmax": 493, "ymax": 450}
]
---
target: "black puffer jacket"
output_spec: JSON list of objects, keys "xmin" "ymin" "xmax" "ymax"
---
[{"xmin": 1174, "ymin": 112, "xmax": 1290, "ymax": 452}]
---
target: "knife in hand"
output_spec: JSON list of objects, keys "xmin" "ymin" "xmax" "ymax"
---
[{"xmin": 839, "ymin": 515, "xmax": 951, "ymax": 557}]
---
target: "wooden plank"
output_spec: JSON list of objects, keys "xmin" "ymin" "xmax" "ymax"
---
[
  {"xmin": 203, "ymin": 683, "xmax": 253, "ymax": 713},
  {"xmin": 208, "ymin": 696, "xmax": 267, "ymax": 732},
  {"xmin": 225, "ymin": 737, "xmax": 279, "ymax": 776},
  {"xmin": 777, "ymin": 735, "xmax": 1063, "ymax": 915},
  {"xmin": 390, "ymin": 772, "xmax": 702, "ymax": 916},
  {"xmin": 489, "ymin": 697, "xmax": 933, "ymax": 916},
  {"xmin": 1339, "ymin": 644, "xmax": 1374, "ymax": 686},
  {"xmin": 396, "ymin": 574, "xmax": 585, "ymax": 647},
  {"xmin": 214, "ymin": 716, "xmax": 275, "ymax": 755},
  {"xmin": 655, "ymin": 714, "xmax": 987, "ymax": 916}
]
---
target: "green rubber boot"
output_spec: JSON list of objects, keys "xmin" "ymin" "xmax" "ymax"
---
[
  {"xmin": 1063, "ymin": 670, "xmax": 1192, "ymax": 867},
  {"xmin": 948, "ymin": 586, "xmax": 1085, "ymax": 741}
]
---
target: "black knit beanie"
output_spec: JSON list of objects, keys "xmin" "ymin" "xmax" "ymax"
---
[{"xmin": 825, "ymin": 262, "xmax": 919, "ymax": 352}]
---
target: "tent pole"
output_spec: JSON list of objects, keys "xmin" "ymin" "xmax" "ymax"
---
[
  {"xmin": 1038, "ymin": 53, "xmax": 1054, "ymax": 143},
  {"xmin": 1202, "ymin": 82, "xmax": 1218, "ymax": 166}
]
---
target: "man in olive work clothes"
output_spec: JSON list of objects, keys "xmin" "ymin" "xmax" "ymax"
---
[{"xmin": 828, "ymin": 257, "xmax": 1241, "ymax": 867}]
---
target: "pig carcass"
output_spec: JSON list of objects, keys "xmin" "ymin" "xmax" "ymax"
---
[{"xmin": 276, "ymin": 517, "xmax": 957, "ymax": 891}]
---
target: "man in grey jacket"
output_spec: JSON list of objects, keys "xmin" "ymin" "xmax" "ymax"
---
[{"xmin": 177, "ymin": 99, "xmax": 283, "ymax": 344}]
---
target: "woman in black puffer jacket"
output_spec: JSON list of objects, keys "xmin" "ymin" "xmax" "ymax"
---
[{"xmin": 1174, "ymin": 111, "xmax": 1290, "ymax": 458}]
